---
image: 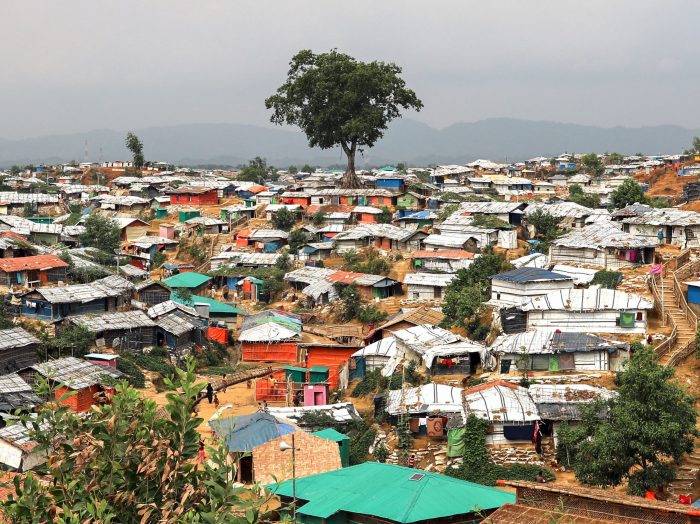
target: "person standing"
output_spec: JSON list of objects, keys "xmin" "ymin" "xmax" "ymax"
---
[
  {"xmin": 206, "ymin": 383, "xmax": 214, "ymax": 404},
  {"xmin": 198, "ymin": 440, "xmax": 206, "ymax": 463},
  {"xmin": 407, "ymin": 454, "xmax": 416, "ymax": 468}
]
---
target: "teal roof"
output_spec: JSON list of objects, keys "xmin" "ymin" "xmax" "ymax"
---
[
  {"xmin": 312, "ymin": 428, "xmax": 349, "ymax": 443},
  {"xmin": 162, "ymin": 272, "xmax": 211, "ymax": 288},
  {"xmin": 282, "ymin": 366, "xmax": 308, "ymax": 373},
  {"xmin": 309, "ymin": 366, "xmax": 329, "ymax": 373},
  {"xmin": 268, "ymin": 462, "xmax": 514, "ymax": 522},
  {"xmin": 171, "ymin": 292, "xmax": 244, "ymax": 315}
]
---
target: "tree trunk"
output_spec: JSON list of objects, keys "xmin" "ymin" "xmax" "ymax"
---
[{"xmin": 341, "ymin": 142, "xmax": 362, "ymax": 189}]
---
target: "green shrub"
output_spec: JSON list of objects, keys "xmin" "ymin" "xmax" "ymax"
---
[
  {"xmin": 591, "ymin": 270, "xmax": 623, "ymax": 289},
  {"xmin": 445, "ymin": 415, "xmax": 555, "ymax": 486},
  {"xmin": 116, "ymin": 358, "xmax": 146, "ymax": 388},
  {"xmin": 358, "ymin": 305, "xmax": 387, "ymax": 324},
  {"xmin": 351, "ymin": 369, "xmax": 384, "ymax": 397}
]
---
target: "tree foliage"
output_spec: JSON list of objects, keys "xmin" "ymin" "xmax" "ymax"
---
[
  {"xmin": 79, "ymin": 214, "xmax": 121, "ymax": 253},
  {"xmin": 590, "ymin": 270, "xmax": 623, "ymax": 289},
  {"xmin": 568, "ymin": 184, "xmax": 601, "ymax": 209},
  {"xmin": 611, "ymin": 178, "xmax": 648, "ymax": 209},
  {"xmin": 266, "ymin": 49, "xmax": 423, "ymax": 188},
  {"xmin": 557, "ymin": 348, "xmax": 698, "ymax": 495},
  {"xmin": 342, "ymin": 249, "xmax": 390, "ymax": 275},
  {"xmin": 446, "ymin": 415, "xmax": 555, "ymax": 486},
  {"xmin": 442, "ymin": 251, "xmax": 510, "ymax": 328},
  {"xmin": 271, "ymin": 207, "xmax": 297, "ymax": 231},
  {"xmin": 580, "ymin": 153, "xmax": 604, "ymax": 178},
  {"xmin": 287, "ymin": 229, "xmax": 308, "ymax": 253},
  {"xmin": 125, "ymin": 132, "xmax": 144, "ymax": 169},
  {"xmin": 0, "ymin": 361, "xmax": 265, "ymax": 523},
  {"xmin": 237, "ymin": 157, "xmax": 276, "ymax": 183}
]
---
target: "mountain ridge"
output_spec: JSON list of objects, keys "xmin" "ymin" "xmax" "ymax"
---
[{"xmin": 0, "ymin": 118, "xmax": 697, "ymax": 168}]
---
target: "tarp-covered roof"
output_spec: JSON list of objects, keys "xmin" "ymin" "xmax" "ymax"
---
[
  {"xmin": 210, "ymin": 412, "xmax": 295, "ymax": 452},
  {"xmin": 268, "ymin": 462, "xmax": 514, "ymax": 522}
]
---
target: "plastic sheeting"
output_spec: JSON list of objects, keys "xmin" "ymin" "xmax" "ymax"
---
[
  {"xmin": 207, "ymin": 326, "xmax": 228, "ymax": 344},
  {"xmin": 447, "ymin": 428, "xmax": 466, "ymax": 458}
]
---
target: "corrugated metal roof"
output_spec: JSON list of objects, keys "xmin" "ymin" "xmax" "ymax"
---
[
  {"xmin": 0, "ymin": 254, "xmax": 68, "ymax": 273},
  {"xmin": 154, "ymin": 312, "xmax": 198, "ymax": 336},
  {"xmin": 525, "ymin": 202, "xmax": 608, "ymax": 219},
  {"xmin": 622, "ymin": 208, "xmax": 700, "ymax": 227},
  {"xmin": 552, "ymin": 222, "xmax": 656, "ymax": 249},
  {"xmin": 0, "ymin": 328, "xmax": 40, "ymax": 351},
  {"xmin": 550, "ymin": 265, "xmax": 598, "ymax": 285},
  {"xmin": 147, "ymin": 299, "xmax": 200, "ymax": 319},
  {"xmin": 490, "ymin": 328, "xmax": 625, "ymax": 355},
  {"xmin": 35, "ymin": 275, "xmax": 134, "ymax": 304},
  {"xmin": 31, "ymin": 356, "xmax": 123, "ymax": 390},
  {"xmin": 519, "ymin": 287, "xmax": 653, "ymax": 312},
  {"xmin": 464, "ymin": 381, "xmax": 539, "ymax": 423},
  {"xmin": 403, "ymin": 272, "xmax": 455, "ymax": 287},
  {"xmin": 491, "ymin": 267, "xmax": 572, "ymax": 284},
  {"xmin": 70, "ymin": 310, "xmax": 155, "ymax": 331}
]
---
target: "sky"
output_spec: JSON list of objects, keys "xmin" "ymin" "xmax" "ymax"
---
[{"xmin": 2, "ymin": 0, "xmax": 700, "ymax": 139}]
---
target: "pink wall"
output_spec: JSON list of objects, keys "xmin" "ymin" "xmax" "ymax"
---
[{"xmin": 303, "ymin": 384, "xmax": 327, "ymax": 406}]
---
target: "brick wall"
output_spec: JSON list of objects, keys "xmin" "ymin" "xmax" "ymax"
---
[{"xmin": 252, "ymin": 430, "xmax": 341, "ymax": 484}]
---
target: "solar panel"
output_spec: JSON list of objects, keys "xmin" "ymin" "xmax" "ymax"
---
[{"xmin": 409, "ymin": 473, "xmax": 424, "ymax": 481}]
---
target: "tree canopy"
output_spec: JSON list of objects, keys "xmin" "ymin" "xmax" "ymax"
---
[
  {"xmin": 237, "ymin": 157, "xmax": 276, "ymax": 183},
  {"xmin": 611, "ymin": 178, "xmax": 648, "ymax": 208},
  {"xmin": 580, "ymin": 153, "xmax": 604, "ymax": 178},
  {"xmin": 265, "ymin": 49, "xmax": 423, "ymax": 189},
  {"xmin": 441, "ymin": 251, "xmax": 511, "ymax": 328},
  {"xmin": 568, "ymin": 184, "xmax": 601, "ymax": 209},
  {"xmin": 79, "ymin": 214, "xmax": 121, "ymax": 253},
  {"xmin": 556, "ymin": 348, "xmax": 698, "ymax": 495},
  {"xmin": 125, "ymin": 132, "xmax": 144, "ymax": 170},
  {"xmin": 271, "ymin": 206, "xmax": 297, "ymax": 231}
]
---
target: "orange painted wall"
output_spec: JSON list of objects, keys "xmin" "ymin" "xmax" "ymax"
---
[
  {"xmin": 242, "ymin": 342, "xmax": 298, "ymax": 362},
  {"xmin": 305, "ymin": 345, "xmax": 357, "ymax": 389}
]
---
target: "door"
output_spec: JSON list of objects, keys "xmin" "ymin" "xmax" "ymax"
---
[
  {"xmin": 666, "ymin": 225, "xmax": 673, "ymax": 244},
  {"xmin": 434, "ymin": 286, "xmax": 442, "ymax": 299},
  {"xmin": 314, "ymin": 391, "xmax": 324, "ymax": 405}
]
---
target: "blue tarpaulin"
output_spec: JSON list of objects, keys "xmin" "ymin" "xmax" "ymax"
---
[{"xmin": 210, "ymin": 413, "xmax": 295, "ymax": 452}]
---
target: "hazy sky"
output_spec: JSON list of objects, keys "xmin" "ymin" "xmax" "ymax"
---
[{"xmin": 3, "ymin": 0, "xmax": 699, "ymax": 139}]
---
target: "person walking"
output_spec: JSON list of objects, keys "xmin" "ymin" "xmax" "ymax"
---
[
  {"xmin": 206, "ymin": 383, "xmax": 214, "ymax": 404},
  {"xmin": 197, "ymin": 440, "xmax": 206, "ymax": 463}
]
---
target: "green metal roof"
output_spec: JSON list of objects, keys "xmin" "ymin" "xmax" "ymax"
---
[
  {"xmin": 171, "ymin": 292, "xmax": 244, "ymax": 315},
  {"xmin": 312, "ymin": 428, "xmax": 349, "ymax": 443},
  {"xmin": 268, "ymin": 462, "xmax": 514, "ymax": 522},
  {"xmin": 282, "ymin": 366, "xmax": 308, "ymax": 373},
  {"xmin": 309, "ymin": 366, "xmax": 329, "ymax": 373},
  {"xmin": 162, "ymin": 272, "xmax": 212, "ymax": 288}
]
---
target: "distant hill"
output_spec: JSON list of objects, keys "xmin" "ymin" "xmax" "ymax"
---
[{"xmin": 0, "ymin": 118, "xmax": 698, "ymax": 168}]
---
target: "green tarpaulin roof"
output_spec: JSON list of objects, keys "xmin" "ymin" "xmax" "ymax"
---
[
  {"xmin": 312, "ymin": 428, "xmax": 349, "ymax": 442},
  {"xmin": 162, "ymin": 272, "xmax": 212, "ymax": 288},
  {"xmin": 282, "ymin": 366, "xmax": 308, "ymax": 373},
  {"xmin": 268, "ymin": 462, "xmax": 514, "ymax": 522},
  {"xmin": 171, "ymin": 292, "xmax": 243, "ymax": 315}
]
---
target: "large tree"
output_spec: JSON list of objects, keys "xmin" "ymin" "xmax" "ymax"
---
[
  {"xmin": 238, "ymin": 157, "xmax": 276, "ymax": 184},
  {"xmin": 79, "ymin": 214, "xmax": 121, "ymax": 253},
  {"xmin": 125, "ymin": 132, "xmax": 144, "ymax": 170},
  {"xmin": 557, "ymin": 348, "xmax": 698, "ymax": 495},
  {"xmin": 265, "ymin": 49, "xmax": 423, "ymax": 189},
  {"xmin": 610, "ymin": 178, "xmax": 648, "ymax": 209},
  {"xmin": 580, "ymin": 153, "xmax": 605, "ymax": 178}
]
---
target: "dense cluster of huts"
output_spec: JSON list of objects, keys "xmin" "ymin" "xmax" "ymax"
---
[{"xmin": 0, "ymin": 153, "xmax": 699, "ymax": 521}]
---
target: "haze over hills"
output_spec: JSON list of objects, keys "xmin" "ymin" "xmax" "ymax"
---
[{"xmin": 0, "ymin": 118, "xmax": 698, "ymax": 168}]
